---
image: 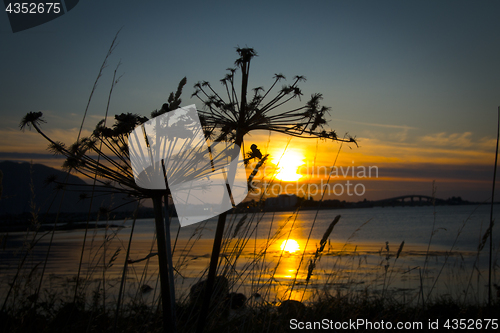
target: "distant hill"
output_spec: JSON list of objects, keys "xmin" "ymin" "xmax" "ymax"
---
[{"xmin": 0, "ymin": 161, "xmax": 137, "ymax": 216}]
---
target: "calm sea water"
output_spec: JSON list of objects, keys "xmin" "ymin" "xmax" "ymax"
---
[{"xmin": 1, "ymin": 204, "xmax": 498, "ymax": 306}]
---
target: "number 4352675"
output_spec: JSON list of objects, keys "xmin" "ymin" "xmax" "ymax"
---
[
  {"xmin": 5, "ymin": 3, "xmax": 61, "ymax": 14},
  {"xmin": 444, "ymin": 319, "xmax": 498, "ymax": 330}
]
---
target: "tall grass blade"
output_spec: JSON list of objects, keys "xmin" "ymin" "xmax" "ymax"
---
[
  {"xmin": 113, "ymin": 201, "xmax": 140, "ymax": 333},
  {"xmin": 488, "ymin": 106, "xmax": 499, "ymax": 306},
  {"xmin": 306, "ymin": 215, "xmax": 341, "ymax": 283}
]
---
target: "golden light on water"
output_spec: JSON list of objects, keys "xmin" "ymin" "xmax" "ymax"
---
[
  {"xmin": 272, "ymin": 150, "xmax": 305, "ymax": 181},
  {"xmin": 280, "ymin": 239, "xmax": 300, "ymax": 253}
]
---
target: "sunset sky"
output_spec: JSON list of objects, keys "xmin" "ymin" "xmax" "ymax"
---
[{"xmin": 1, "ymin": 1, "xmax": 500, "ymax": 202}]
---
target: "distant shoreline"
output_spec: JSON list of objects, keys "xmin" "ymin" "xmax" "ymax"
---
[{"xmin": 1, "ymin": 200, "xmax": 496, "ymax": 233}]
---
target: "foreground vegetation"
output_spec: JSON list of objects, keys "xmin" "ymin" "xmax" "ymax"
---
[
  {"xmin": 1, "ymin": 292, "xmax": 499, "ymax": 332},
  {"xmin": 2, "ymin": 206, "xmax": 498, "ymax": 332},
  {"xmin": 1, "ymin": 200, "xmax": 498, "ymax": 332}
]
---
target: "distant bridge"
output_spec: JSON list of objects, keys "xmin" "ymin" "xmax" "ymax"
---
[{"xmin": 372, "ymin": 195, "xmax": 445, "ymax": 207}]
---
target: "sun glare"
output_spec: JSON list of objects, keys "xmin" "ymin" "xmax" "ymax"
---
[
  {"xmin": 272, "ymin": 150, "xmax": 305, "ymax": 181},
  {"xmin": 280, "ymin": 239, "xmax": 300, "ymax": 253}
]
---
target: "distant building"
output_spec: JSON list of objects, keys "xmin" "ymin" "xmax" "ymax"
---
[{"xmin": 265, "ymin": 194, "xmax": 298, "ymax": 208}]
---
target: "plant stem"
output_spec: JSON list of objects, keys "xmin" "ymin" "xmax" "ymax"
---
[
  {"xmin": 488, "ymin": 106, "xmax": 499, "ymax": 306},
  {"xmin": 113, "ymin": 201, "xmax": 139, "ymax": 333},
  {"xmin": 196, "ymin": 211, "xmax": 228, "ymax": 333},
  {"xmin": 196, "ymin": 136, "xmax": 244, "ymax": 333},
  {"xmin": 153, "ymin": 195, "xmax": 175, "ymax": 333},
  {"xmin": 163, "ymin": 194, "xmax": 177, "ymax": 332}
]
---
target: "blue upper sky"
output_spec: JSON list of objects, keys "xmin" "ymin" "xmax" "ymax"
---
[{"xmin": 1, "ymin": 0, "xmax": 500, "ymax": 200}]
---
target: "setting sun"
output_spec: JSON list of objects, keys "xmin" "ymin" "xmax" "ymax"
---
[
  {"xmin": 280, "ymin": 239, "xmax": 300, "ymax": 253},
  {"xmin": 272, "ymin": 150, "xmax": 305, "ymax": 181}
]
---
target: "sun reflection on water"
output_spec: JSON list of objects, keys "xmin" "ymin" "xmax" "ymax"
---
[{"xmin": 280, "ymin": 239, "xmax": 300, "ymax": 253}]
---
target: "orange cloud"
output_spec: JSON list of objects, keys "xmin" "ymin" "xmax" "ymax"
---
[{"xmin": 0, "ymin": 128, "xmax": 93, "ymax": 153}]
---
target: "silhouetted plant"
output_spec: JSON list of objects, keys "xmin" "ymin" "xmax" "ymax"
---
[
  {"xmin": 19, "ymin": 77, "xmax": 188, "ymax": 333},
  {"xmin": 193, "ymin": 48, "xmax": 356, "ymax": 144},
  {"xmin": 192, "ymin": 47, "xmax": 355, "ymax": 333},
  {"xmin": 19, "ymin": 78, "xmax": 187, "ymax": 200}
]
